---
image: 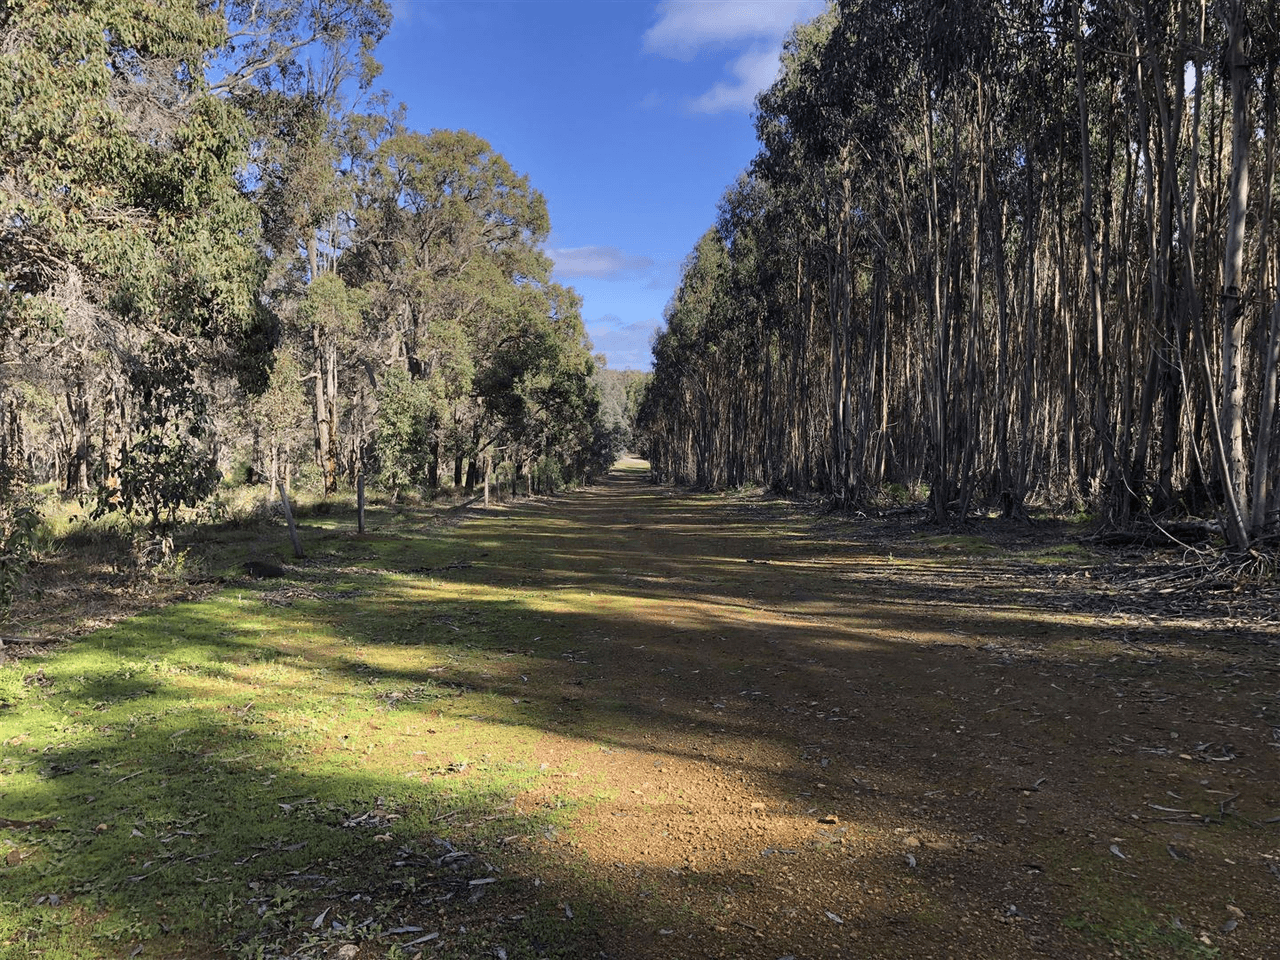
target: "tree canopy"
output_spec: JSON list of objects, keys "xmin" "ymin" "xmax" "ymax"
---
[{"xmin": 0, "ymin": 0, "xmax": 620, "ymax": 534}]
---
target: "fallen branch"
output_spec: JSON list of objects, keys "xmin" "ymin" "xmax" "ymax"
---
[{"xmin": 1008, "ymin": 776, "xmax": 1047, "ymax": 792}]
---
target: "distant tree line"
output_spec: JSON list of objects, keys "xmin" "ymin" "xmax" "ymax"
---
[
  {"xmin": 0, "ymin": 0, "xmax": 625, "ymax": 539},
  {"xmin": 637, "ymin": 0, "xmax": 1280, "ymax": 549}
]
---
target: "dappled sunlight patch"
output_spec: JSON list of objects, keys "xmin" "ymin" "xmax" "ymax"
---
[{"xmin": 4, "ymin": 469, "xmax": 1279, "ymax": 957}]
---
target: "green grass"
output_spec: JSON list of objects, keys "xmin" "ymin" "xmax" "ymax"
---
[
  {"xmin": 1024, "ymin": 542, "xmax": 1098, "ymax": 565},
  {"xmin": 1062, "ymin": 911, "xmax": 1217, "ymax": 958},
  {"xmin": 0, "ymin": 500, "xmax": 605, "ymax": 959},
  {"xmin": 1051, "ymin": 852, "xmax": 1219, "ymax": 959},
  {"xmin": 912, "ymin": 533, "xmax": 999, "ymax": 555}
]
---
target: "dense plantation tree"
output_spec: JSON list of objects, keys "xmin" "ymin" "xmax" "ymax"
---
[{"xmin": 638, "ymin": 0, "xmax": 1280, "ymax": 549}]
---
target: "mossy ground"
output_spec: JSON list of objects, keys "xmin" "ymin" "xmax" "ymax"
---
[{"xmin": 0, "ymin": 495, "xmax": 613, "ymax": 959}]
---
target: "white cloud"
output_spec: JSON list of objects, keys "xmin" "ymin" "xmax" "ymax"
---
[
  {"xmin": 642, "ymin": 0, "xmax": 824, "ymax": 59},
  {"xmin": 587, "ymin": 316, "xmax": 661, "ymax": 370},
  {"xmin": 688, "ymin": 45, "xmax": 782, "ymax": 114},
  {"xmin": 548, "ymin": 245, "xmax": 655, "ymax": 280},
  {"xmin": 643, "ymin": 0, "xmax": 825, "ymax": 114}
]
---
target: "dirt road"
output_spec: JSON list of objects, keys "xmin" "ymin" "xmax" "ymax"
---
[
  {"xmin": 9, "ymin": 457, "xmax": 1273, "ymax": 959},
  {"xmin": 458, "ymin": 458, "xmax": 1279, "ymax": 959}
]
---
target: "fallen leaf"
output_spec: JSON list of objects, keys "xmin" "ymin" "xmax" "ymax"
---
[
  {"xmin": 1109, "ymin": 844, "xmax": 1126, "ymax": 859},
  {"xmin": 825, "ymin": 910, "xmax": 843, "ymax": 924}
]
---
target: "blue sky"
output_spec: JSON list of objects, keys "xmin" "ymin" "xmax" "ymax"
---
[{"xmin": 376, "ymin": 0, "xmax": 825, "ymax": 369}]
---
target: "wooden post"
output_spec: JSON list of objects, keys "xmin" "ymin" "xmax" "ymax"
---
[
  {"xmin": 279, "ymin": 485, "xmax": 304, "ymax": 558},
  {"xmin": 356, "ymin": 470, "xmax": 366, "ymax": 535}
]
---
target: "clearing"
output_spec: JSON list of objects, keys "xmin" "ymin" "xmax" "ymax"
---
[{"xmin": 2, "ymin": 458, "xmax": 1278, "ymax": 959}]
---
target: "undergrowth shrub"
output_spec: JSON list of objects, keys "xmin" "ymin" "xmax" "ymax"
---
[{"xmin": 0, "ymin": 502, "xmax": 40, "ymax": 614}]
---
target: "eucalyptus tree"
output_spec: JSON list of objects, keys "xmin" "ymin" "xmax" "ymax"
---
[
  {"xmin": 642, "ymin": 0, "xmax": 1280, "ymax": 549},
  {"xmin": 0, "ymin": 0, "xmax": 393, "ymax": 513},
  {"xmin": 341, "ymin": 125, "xmax": 557, "ymax": 489},
  {"xmin": 216, "ymin": 0, "xmax": 392, "ymax": 493},
  {"xmin": 474, "ymin": 282, "xmax": 602, "ymax": 491},
  {"xmin": 0, "ymin": 0, "xmax": 269, "ymax": 504}
]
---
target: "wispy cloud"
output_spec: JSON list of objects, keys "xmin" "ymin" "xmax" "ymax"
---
[
  {"xmin": 689, "ymin": 45, "xmax": 783, "ymax": 114},
  {"xmin": 548, "ymin": 245, "xmax": 655, "ymax": 280},
  {"xmin": 587, "ymin": 315, "xmax": 661, "ymax": 370},
  {"xmin": 389, "ymin": 0, "xmax": 416, "ymax": 25},
  {"xmin": 643, "ymin": 0, "xmax": 825, "ymax": 114},
  {"xmin": 642, "ymin": 0, "xmax": 822, "ymax": 58}
]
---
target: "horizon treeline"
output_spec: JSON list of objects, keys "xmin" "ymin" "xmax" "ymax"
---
[
  {"xmin": 637, "ymin": 0, "xmax": 1280, "ymax": 549},
  {"xmin": 0, "ymin": 0, "xmax": 631, "ymax": 533}
]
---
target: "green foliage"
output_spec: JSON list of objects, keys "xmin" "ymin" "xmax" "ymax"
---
[
  {"xmin": 532, "ymin": 455, "xmax": 565, "ymax": 493},
  {"xmin": 116, "ymin": 434, "xmax": 220, "ymax": 530},
  {"xmin": 297, "ymin": 272, "xmax": 368, "ymax": 336},
  {"xmin": 0, "ymin": 0, "xmax": 609, "ymax": 518},
  {"xmin": 373, "ymin": 368, "xmax": 439, "ymax": 496},
  {"xmin": 0, "ymin": 503, "xmax": 40, "ymax": 614},
  {"xmin": 592, "ymin": 364, "xmax": 645, "ymax": 450},
  {"xmin": 0, "ymin": 0, "xmax": 264, "ymax": 339},
  {"xmin": 103, "ymin": 347, "xmax": 220, "ymax": 531},
  {"xmin": 244, "ymin": 348, "xmax": 309, "ymax": 477}
]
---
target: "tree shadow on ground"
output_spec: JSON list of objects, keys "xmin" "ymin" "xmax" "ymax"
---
[{"xmin": 3, "ymin": 464, "xmax": 1277, "ymax": 958}]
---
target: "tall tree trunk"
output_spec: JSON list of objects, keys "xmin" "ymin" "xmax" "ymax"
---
[
  {"xmin": 1249, "ymin": 73, "xmax": 1279, "ymax": 535},
  {"xmin": 1218, "ymin": 0, "xmax": 1252, "ymax": 544},
  {"xmin": 1074, "ymin": 0, "xmax": 1116, "ymax": 509}
]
